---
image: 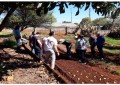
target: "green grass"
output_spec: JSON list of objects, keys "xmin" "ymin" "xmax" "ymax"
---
[
  {"xmin": 104, "ymin": 37, "xmax": 120, "ymax": 55},
  {"xmin": 103, "ymin": 48, "xmax": 120, "ymax": 55},
  {"xmin": 0, "ymin": 31, "xmax": 13, "ymax": 37},
  {"xmin": 65, "ymin": 34, "xmax": 74, "ymax": 41},
  {"xmin": 0, "ymin": 31, "xmax": 16, "ymax": 48},
  {"xmin": 111, "ymin": 70, "xmax": 120, "ymax": 75},
  {"xmin": 0, "ymin": 36, "xmax": 16, "ymax": 48},
  {"xmin": 105, "ymin": 37, "xmax": 120, "ymax": 45}
]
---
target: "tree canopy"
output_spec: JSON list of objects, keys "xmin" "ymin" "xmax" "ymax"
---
[
  {"xmin": 80, "ymin": 17, "xmax": 92, "ymax": 27},
  {"xmin": 0, "ymin": 2, "xmax": 120, "ymax": 31},
  {"xmin": 8, "ymin": 6, "xmax": 56, "ymax": 29},
  {"xmin": 92, "ymin": 17, "xmax": 111, "ymax": 26}
]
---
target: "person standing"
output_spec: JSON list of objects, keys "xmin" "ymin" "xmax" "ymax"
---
[
  {"xmin": 13, "ymin": 25, "xmax": 22, "ymax": 50},
  {"xmin": 96, "ymin": 33, "xmax": 105, "ymax": 60},
  {"xmin": 74, "ymin": 35, "xmax": 80, "ymax": 59},
  {"xmin": 77, "ymin": 35, "xmax": 87, "ymax": 64},
  {"xmin": 32, "ymin": 32, "xmax": 43, "ymax": 63},
  {"xmin": 29, "ymin": 31, "xmax": 35, "ymax": 54},
  {"xmin": 43, "ymin": 31, "xmax": 59, "ymax": 69},
  {"xmin": 88, "ymin": 34, "xmax": 96, "ymax": 58}
]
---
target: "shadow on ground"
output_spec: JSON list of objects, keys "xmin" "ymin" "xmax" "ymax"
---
[{"xmin": 0, "ymin": 47, "xmax": 41, "ymax": 81}]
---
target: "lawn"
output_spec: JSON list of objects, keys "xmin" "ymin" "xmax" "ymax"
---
[
  {"xmin": 105, "ymin": 37, "xmax": 120, "ymax": 45},
  {"xmin": 104, "ymin": 37, "xmax": 120, "ymax": 55},
  {"xmin": 103, "ymin": 48, "xmax": 120, "ymax": 55},
  {"xmin": 0, "ymin": 31, "xmax": 13, "ymax": 37}
]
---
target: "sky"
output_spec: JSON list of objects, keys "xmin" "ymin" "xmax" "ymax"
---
[
  {"xmin": 0, "ymin": 2, "xmax": 103, "ymax": 22},
  {"xmin": 53, "ymin": 3, "xmax": 103, "ymax": 24},
  {"xmin": 0, "ymin": 1, "xmax": 113, "ymax": 24}
]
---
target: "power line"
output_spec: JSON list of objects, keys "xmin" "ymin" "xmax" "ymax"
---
[
  {"xmin": 71, "ymin": 8, "xmax": 72, "ymax": 23},
  {"xmin": 89, "ymin": 8, "xmax": 91, "ymax": 18}
]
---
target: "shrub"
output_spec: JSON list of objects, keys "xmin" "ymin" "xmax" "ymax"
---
[{"xmin": 2, "ymin": 36, "xmax": 16, "ymax": 48}]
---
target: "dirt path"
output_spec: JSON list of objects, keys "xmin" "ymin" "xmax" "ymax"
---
[{"xmin": 0, "ymin": 48, "xmax": 60, "ymax": 84}]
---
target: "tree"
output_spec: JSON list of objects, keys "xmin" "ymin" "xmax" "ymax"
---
[
  {"xmin": 110, "ymin": 9, "xmax": 120, "ymax": 29},
  {"xmin": 114, "ymin": 16, "xmax": 120, "ymax": 25},
  {"xmin": 0, "ymin": 2, "xmax": 120, "ymax": 31},
  {"xmin": 92, "ymin": 17, "xmax": 111, "ymax": 26},
  {"xmin": 78, "ymin": 17, "xmax": 92, "ymax": 35},
  {"xmin": 7, "ymin": 6, "xmax": 56, "ymax": 30},
  {"xmin": 80, "ymin": 17, "xmax": 92, "ymax": 27}
]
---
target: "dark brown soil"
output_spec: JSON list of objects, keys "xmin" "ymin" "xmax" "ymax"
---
[{"xmin": 56, "ymin": 44, "xmax": 120, "ymax": 84}]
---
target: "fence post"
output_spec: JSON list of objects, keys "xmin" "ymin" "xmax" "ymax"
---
[{"xmin": 65, "ymin": 27, "xmax": 68, "ymax": 35}]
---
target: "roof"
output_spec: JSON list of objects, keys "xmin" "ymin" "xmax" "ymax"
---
[{"xmin": 52, "ymin": 23, "xmax": 78, "ymax": 28}]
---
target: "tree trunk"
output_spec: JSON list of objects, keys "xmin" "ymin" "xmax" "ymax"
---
[
  {"xmin": 21, "ymin": 26, "xmax": 28, "ymax": 31},
  {"xmin": 111, "ymin": 18, "xmax": 115, "ymax": 30},
  {"xmin": 0, "ymin": 9, "xmax": 4, "ymax": 15},
  {"xmin": 65, "ymin": 27, "xmax": 68, "ymax": 35},
  {"xmin": 0, "ymin": 6, "xmax": 18, "ymax": 32},
  {"xmin": 50, "ymin": 28, "xmax": 51, "ymax": 33},
  {"xmin": 72, "ymin": 27, "xmax": 80, "ymax": 34}
]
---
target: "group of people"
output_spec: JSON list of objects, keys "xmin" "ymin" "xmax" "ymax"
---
[
  {"xmin": 58, "ymin": 32, "xmax": 105, "ymax": 64},
  {"xmin": 13, "ymin": 25, "xmax": 59, "ymax": 70},
  {"xmin": 13, "ymin": 24, "xmax": 105, "ymax": 69},
  {"xmin": 29, "ymin": 31, "xmax": 59, "ymax": 69},
  {"xmin": 89, "ymin": 33, "xmax": 105, "ymax": 60},
  {"xmin": 74, "ymin": 33, "xmax": 105, "ymax": 64}
]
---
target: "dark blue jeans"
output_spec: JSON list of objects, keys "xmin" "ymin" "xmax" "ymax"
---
[
  {"xmin": 34, "ymin": 46, "xmax": 43, "ymax": 61},
  {"xmin": 77, "ymin": 49, "xmax": 86, "ymax": 63},
  {"xmin": 97, "ymin": 45, "xmax": 104, "ymax": 58},
  {"xmin": 66, "ymin": 44, "xmax": 72, "ymax": 57},
  {"xmin": 90, "ymin": 45, "xmax": 96, "ymax": 58},
  {"xmin": 15, "ymin": 37, "xmax": 21, "ymax": 50}
]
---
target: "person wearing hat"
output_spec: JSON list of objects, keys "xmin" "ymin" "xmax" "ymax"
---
[
  {"xmin": 42, "ymin": 31, "xmax": 59, "ymax": 69},
  {"xmin": 58, "ymin": 39, "xmax": 72, "ymax": 59}
]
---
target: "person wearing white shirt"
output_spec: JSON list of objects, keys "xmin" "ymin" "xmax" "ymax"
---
[
  {"xmin": 42, "ymin": 31, "xmax": 59, "ymax": 69},
  {"xmin": 76, "ymin": 35, "xmax": 87, "ymax": 64}
]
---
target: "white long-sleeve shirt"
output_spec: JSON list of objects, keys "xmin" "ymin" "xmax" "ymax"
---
[{"xmin": 78, "ymin": 38, "xmax": 87, "ymax": 50}]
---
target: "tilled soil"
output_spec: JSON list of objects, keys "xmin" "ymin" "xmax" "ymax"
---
[
  {"xmin": 56, "ymin": 59, "xmax": 120, "ymax": 84},
  {"xmin": 56, "ymin": 44, "xmax": 120, "ymax": 84},
  {"xmin": 1, "ymin": 29, "xmax": 120, "ymax": 84},
  {"xmin": 0, "ymin": 48, "xmax": 60, "ymax": 84}
]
